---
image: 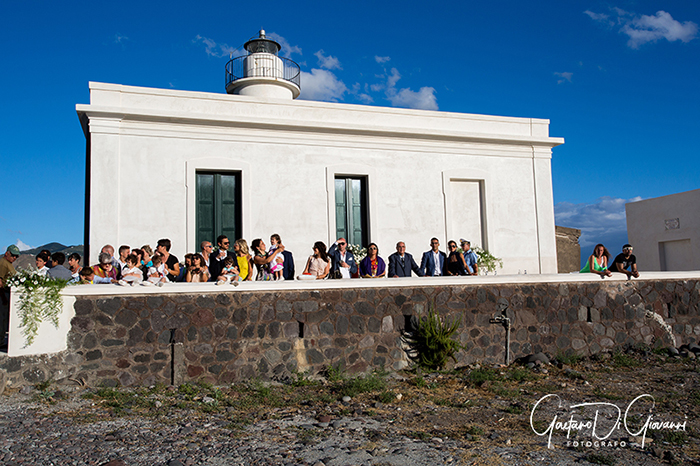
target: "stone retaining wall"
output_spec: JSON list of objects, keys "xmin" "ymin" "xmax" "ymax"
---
[{"xmin": 1, "ymin": 278, "xmax": 698, "ymax": 388}]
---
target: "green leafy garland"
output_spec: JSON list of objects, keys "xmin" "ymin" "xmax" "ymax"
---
[
  {"xmin": 472, "ymin": 246, "xmax": 503, "ymax": 274},
  {"xmin": 6, "ymin": 270, "xmax": 69, "ymax": 347}
]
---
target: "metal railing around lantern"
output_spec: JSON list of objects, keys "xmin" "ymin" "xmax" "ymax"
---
[{"xmin": 225, "ymin": 55, "xmax": 301, "ymax": 91}]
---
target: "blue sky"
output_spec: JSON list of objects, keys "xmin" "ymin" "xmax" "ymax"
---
[{"xmin": 1, "ymin": 1, "xmax": 698, "ymax": 260}]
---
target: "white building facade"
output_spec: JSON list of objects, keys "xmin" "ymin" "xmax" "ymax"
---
[
  {"xmin": 76, "ymin": 32, "xmax": 563, "ymax": 274},
  {"xmin": 626, "ymin": 189, "xmax": 700, "ymax": 271}
]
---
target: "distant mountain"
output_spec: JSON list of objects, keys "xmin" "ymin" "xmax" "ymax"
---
[
  {"xmin": 21, "ymin": 242, "xmax": 69, "ymax": 255},
  {"xmin": 14, "ymin": 243, "xmax": 85, "ymax": 271}
]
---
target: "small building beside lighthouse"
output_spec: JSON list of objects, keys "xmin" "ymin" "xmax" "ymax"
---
[{"xmin": 77, "ymin": 30, "xmax": 564, "ymax": 274}]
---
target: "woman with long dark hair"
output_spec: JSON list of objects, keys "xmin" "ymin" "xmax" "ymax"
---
[
  {"xmin": 299, "ymin": 241, "xmax": 330, "ymax": 280},
  {"xmin": 580, "ymin": 243, "xmax": 612, "ymax": 278},
  {"xmin": 359, "ymin": 242, "xmax": 386, "ymax": 278}
]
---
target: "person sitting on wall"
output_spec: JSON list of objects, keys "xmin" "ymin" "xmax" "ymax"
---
[
  {"xmin": 93, "ymin": 252, "xmax": 119, "ymax": 281},
  {"xmin": 580, "ymin": 243, "xmax": 612, "ymax": 278},
  {"xmin": 251, "ymin": 238, "xmax": 285, "ymax": 281},
  {"xmin": 233, "ymin": 239, "xmax": 254, "ymax": 281},
  {"xmin": 609, "ymin": 244, "xmax": 639, "ymax": 279},
  {"xmin": 47, "ymin": 252, "xmax": 73, "ymax": 281},
  {"xmin": 156, "ymin": 238, "xmax": 180, "ymax": 282},
  {"xmin": 420, "ymin": 238, "xmax": 447, "ymax": 277},
  {"xmin": 299, "ymin": 241, "xmax": 330, "ymax": 280},
  {"xmin": 186, "ymin": 253, "xmax": 210, "ymax": 283},
  {"xmin": 360, "ymin": 243, "xmax": 386, "ymax": 278},
  {"xmin": 388, "ymin": 241, "xmax": 422, "ymax": 278},
  {"xmin": 79, "ymin": 266, "xmax": 116, "ymax": 284},
  {"xmin": 446, "ymin": 240, "xmax": 468, "ymax": 276},
  {"xmin": 460, "ymin": 239, "xmax": 479, "ymax": 276},
  {"xmin": 328, "ymin": 237, "xmax": 358, "ymax": 279}
]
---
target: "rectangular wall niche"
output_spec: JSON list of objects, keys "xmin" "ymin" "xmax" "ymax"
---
[
  {"xmin": 659, "ymin": 239, "xmax": 693, "ymax": 271},
  {"xmin": 448, "ymin": 180, "xmax": 485, "ymax": 249}
]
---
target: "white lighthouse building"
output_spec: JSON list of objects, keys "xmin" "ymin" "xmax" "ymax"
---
[{"xmin": 77, "ymin": 30, "xmax": 563, "ymax": 274}]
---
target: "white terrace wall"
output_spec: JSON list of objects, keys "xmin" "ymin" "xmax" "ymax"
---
[{"xmin": 77, "ymin": 83, "xmax": 563, "ymax": 274}]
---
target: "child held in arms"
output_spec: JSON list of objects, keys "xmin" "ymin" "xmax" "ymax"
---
[
  {"xmin": 145, "ymin": 254, "xmax": 166, "ymax": 286},
  {"xmin": 118, "ymin": 254, "xmax": 143, "ymax": 285},
  {"xmin": 217, "ymin": 256, "xmax": 240, "ymax": 284},
  {"xmin": 267, "ymin": 233, "xmax": 285, "ymax": 280}
]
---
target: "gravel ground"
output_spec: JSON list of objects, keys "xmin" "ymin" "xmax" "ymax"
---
[{"xmin": 1, "ymin": 350, "xmax": 698, "ymax": 466}]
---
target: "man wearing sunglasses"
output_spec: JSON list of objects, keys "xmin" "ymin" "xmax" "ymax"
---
[
  {"xmin": 609, "ymin": 244, "xmax": 639, "ymax": 279},
  {"xmin": 209, "ymin": 235, "xmax": 234, "ymax": 282},
  {"xmin": 328, "ymin": 238, "xmax": 357, "ymax": 279}
]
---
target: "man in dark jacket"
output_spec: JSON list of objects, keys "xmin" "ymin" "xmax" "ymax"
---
[
  {"xmin": 388, "ymin": 242, "xmax": 423, "ymax": 277},
  {"xmin": 328, "ymin": 238, "xmax": 357, "ymax": 279}
]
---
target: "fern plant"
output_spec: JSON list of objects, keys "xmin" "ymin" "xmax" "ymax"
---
[{"xmin": 402, "ymin": 306, "xmax": 464, "ymax": 370}]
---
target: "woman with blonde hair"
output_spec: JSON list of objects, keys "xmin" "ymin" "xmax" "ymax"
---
[{"xmin": 233, "ymin": 239, "xmax": 254, "ymax": 281}]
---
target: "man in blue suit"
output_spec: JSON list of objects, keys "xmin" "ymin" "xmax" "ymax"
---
[
  {"xmin": 388, "ymin": 242, "xmax": 423, "ymax": 277},
  {"xmin": 420, "ymin": 237, "xmax": 447, "ymax": 277},
  {"xmin": 328, "ymin": 238, "xmax": 357, "ymax": 279}
]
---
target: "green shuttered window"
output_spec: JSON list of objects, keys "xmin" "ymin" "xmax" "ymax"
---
[
  {"xmin": 196, "ymin": 172, "xmax": 241, "ymax": 247},
  {"xmin": 335, "ymin": 176, "xmax": 368, "ymax": 247}
]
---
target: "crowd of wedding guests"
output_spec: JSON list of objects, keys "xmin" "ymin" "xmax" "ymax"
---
[{"xmin": 19, "ymin": 235, "xmax": 491, "ymax": 286}]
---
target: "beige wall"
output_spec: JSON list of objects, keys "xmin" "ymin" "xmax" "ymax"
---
[
  {"xmin": 555, "ymin": 225, "xmax": 581, "ymax": 273},
  {"xmin": 626, "ymin": 189, "xmax": 700, "ymax": 271}
]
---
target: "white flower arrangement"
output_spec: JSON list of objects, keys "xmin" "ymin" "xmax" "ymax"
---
[{"xmin": 6, "ymin": 269, "xmax": 70, "ymax": 347}]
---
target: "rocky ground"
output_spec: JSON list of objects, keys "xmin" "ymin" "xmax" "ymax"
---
[{"xmin": 0, "ymin": 347, "xmax": 698, "ymax": 466}]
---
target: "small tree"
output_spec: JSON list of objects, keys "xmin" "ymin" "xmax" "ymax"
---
[{"xmin": 402, "ymin": 306, "xmax": 464, "ymax": 370}]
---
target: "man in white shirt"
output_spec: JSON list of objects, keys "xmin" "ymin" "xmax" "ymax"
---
[
  {"xmin": 328, "ymin": 238, "xmax": 357, "ymax": 279},
  {"xmin": 420, "ymin": 238, "xmax": 447, "ymax": 277}
]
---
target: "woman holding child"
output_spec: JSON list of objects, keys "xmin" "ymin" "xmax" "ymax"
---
[{"xmin": 251, "ymin": 238, "xmax": 285, "ymax": 281}]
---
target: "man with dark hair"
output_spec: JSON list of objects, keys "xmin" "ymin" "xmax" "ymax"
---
[
  {"xmin": 420, "ymin": 238, "xmax": 447, "ymax": 277},
  {"xmin": 388, "ymin": 241, "xmax": 423, "ymax": 278},
  {"xmin": 156, "ymin": 238, "xmax": 180, "ymax": 281},
  {"xmin": 328, "ymin": 237, "xmax": 357, "ymax": 279},
  {"xmin": 209, "ymin": 235, "xmax": 234, "ymax": 282},
  {"xmin": 609, "ymin": 244, "xmax": 639, "ymax": 279},
  {"xmin": 47, "ymin": 252, "xmax": 73, "ymax": 280},
  {"xmin": 117, "ymin": 245, "xmax": 130, "ymax": 272}
]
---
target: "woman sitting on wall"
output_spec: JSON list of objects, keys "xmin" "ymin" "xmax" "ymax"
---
[
  {"xmin": 251, "ymin": 238, "xmax": 285, "ymax": 281},
  {"xmin": 360, "ymin": 243, "xmax": 386, "ymax": 278},
  {"xmin": 299, "ymin": 241, "xmax": 330, "ymax": 280},
  {"xmin": 446, "ymin": 240, "xmax": 468, "ymax": 276},
  {"xmin": 185, "ymin": 253, "xmax": 210, "ymax": 282},
  {"xmin": 93, "ymin": 252, "xmax": 119, "ymax": 281},
  {"xmin": 580, "ymin": 243, "xmax": 612, "ymax": 278},
  {"xmin": 233, "ymin": 238, "xmax": 254, "ymax": 281}
]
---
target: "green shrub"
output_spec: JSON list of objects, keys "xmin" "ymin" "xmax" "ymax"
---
[
  {"xmin": 337, "ymin": 370, "xmax": 387, "ymax": 397},
  {"xmin": 402, "ymin": 306, "xmax": 464, "ymax": 370}
]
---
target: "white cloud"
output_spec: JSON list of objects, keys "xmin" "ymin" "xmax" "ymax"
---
[
  {"xmin": 114, "ymin": 33, "xmax": 129, "ymax": 44},
  {"xmin": 383, "ymin": 68, "xmax": 438, "ymax": 110},
  {"xmin": 298, "ymin": 69, "xmax": 347, "ymax": 102},
  {"xmin": 193, "ymin": 35, "xmax": 238, "ymax": 58},
  {"xmin": 554, "ymin": 196, "xmax": 642, "ymax": 252},
  {"xmin": 375, "ymin": 56, "xmax": 390, "ymax": 63},
  {"xmin": 15, "ymin": 239, "xmax": 33, "ymax": 251},
  {"xmin": 351, "ymin": 83, "xmax": 373, "ymax": 104},
  {"xmin": 623, "ymin": 10, "xmax": 698, "ymax": 48},
  {"xmin": 314, "ymin": 50, "xmax": 342, "ymax": 70},
  {"xmin": 585, "ymin": 8, "xmax": 698, "ymax": 48},
  {"xmin": 267, "ymin": 32, "xmax": 302, "ymax": 58},
  {"xmin": 554, "ymin": 71, "xmax": 573, "ymax": 84}
]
